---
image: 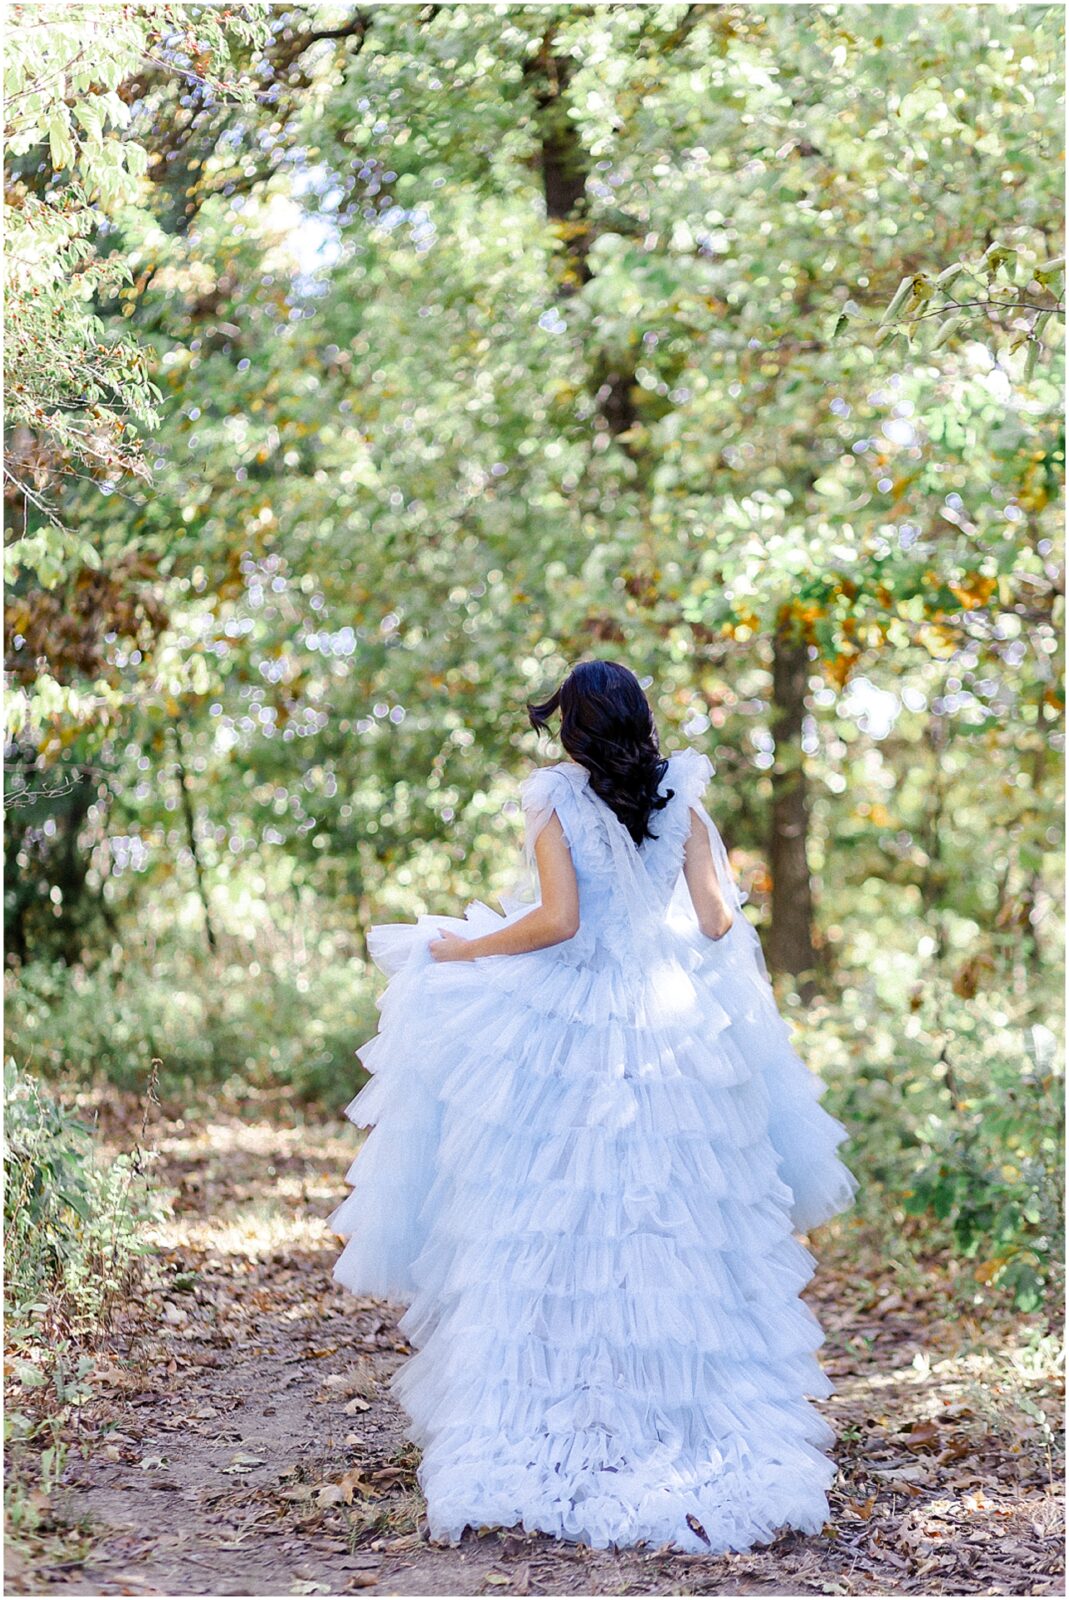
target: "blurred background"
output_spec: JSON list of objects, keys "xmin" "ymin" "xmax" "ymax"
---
[{"xmin": 3, "ymin": 1, "xmax": 1064, "ymax": 1573}]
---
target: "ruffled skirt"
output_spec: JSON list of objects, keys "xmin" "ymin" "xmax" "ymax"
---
[{"xmin": 328, "ymin": 903, "xmax": 858, "ymax": 1554}]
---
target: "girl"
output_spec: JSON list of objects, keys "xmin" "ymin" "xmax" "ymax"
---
[{"xmin": 329, "ymin": 659, "xmax": 858, "ymax": 1555}]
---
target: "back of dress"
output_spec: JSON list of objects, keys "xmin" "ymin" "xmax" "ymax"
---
[
  {"xmin": 518, "ymin": 747, "xmax": 722, "ymax": 972},
  {"xmin": 330, "ymin": 742, "xmax": 858, "ymax": 1554},
  {"xmin": 515, "ymin": 747, "xmax": 855, "ymax": 1233}
]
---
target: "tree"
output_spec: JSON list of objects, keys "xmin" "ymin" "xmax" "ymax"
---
[{"xmin": 5, "ymin": 2, "xmax": 1063, "ymax": 986}]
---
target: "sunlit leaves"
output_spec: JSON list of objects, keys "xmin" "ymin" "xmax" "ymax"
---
[
  {"xmin": 3, "ymin": 2, "xmax": 270, "ymax": 553},
  {"xmin": 5, "ymin": 3, "xmax": 1063, "ymax": 1008}
]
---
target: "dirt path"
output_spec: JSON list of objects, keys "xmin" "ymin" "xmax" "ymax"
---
[{"xmin": 27, "ymin": 1102, "xmax": 1064, "ymax": 1597}]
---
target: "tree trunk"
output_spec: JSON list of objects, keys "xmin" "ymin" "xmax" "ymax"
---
[
  {"xmin": 525, "ymin": 26, "xmax": 644, "ymax": 455},
  {"xmin": 57, "ymin": 773, "xmax": 93, "ymax": 965},
  {"xmin": 768, "ymin": 621, "xmax": 817, "ymax": 993},
  {"xmin": 1021, "ymin": 731, "xmax": 1047, "ymax": 976},
  {"xmin": 523, "ymin": 29, "xmax": 591, "ymax": 288},
  {"xmin": 171, "ymin": 719, "xmax": 218, "ymax": 954},
  {"xmin": 920, "ymin": 710, "xmax": 949, "ymax": 961}
]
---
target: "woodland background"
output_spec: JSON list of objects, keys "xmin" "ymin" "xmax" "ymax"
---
[{"xmin": 3, "ymin": 3, "xmax": 1065, "ymax": 1593}]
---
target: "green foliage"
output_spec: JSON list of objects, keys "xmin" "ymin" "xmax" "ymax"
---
[
  {"xmin": 805, "ymin": 956, "xmax": 1065, "ymax": 1315},
  {"xmin": 899, "ymin": 1012, "xmax": 1062, "ymax": 1314},
  {"xmin": 3, "ymin": 1, "xmax": 269, "ymax": 578},
  {"xmin": 875, "ymin": 247, "xmax": 1064, "ymax": 373},
  {"xmin": 3, "ymin": 1060, "xmax": 164, "ymax": 1338},
  {"xmin": 6, "ymin": 941, "xmax": 379, "ymax": 1104},
  {"xmin": 3, "ymin": 1060, "xmax": 169, "ymax": 1547},
  {"xmin": 8, "ymin": 2, "xmax": 1063, "ymax": 787}
]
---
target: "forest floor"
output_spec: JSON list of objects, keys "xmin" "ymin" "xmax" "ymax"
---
[{"xmin": 9, "ymin": 1093, "xmax": 1064, "ymax": 1599}]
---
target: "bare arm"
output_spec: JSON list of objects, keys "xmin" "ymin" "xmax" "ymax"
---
[
  {"xmin": 429, "ymin": 812, "xmax": 580, "ymax": 962},
  {"xmin": 682, "ymin": 806, "xmax": 734, "ymax": 940}
]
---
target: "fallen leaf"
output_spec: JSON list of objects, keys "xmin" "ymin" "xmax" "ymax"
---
[
  {"xmin": 365, "ymin": 1467, "xmax": 410, "ymax": 1488},
  {"xmin": 315, "ymin": 1468, "xmax": 367, "ymax": 1507},
  {"xmin": 94, "ymin": 1364, "xmax": 140, "ymax": 1389},
  {"xmin": 871, "ymin": 1462, "xmax": 930, "ymax": 1482},
  {"xmin": 222, "ymin": 1452, "xmax": 266, "ymax": 1475}
]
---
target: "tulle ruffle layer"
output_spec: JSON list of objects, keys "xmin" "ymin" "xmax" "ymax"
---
[
  {"xmin": 675, "ymin": 915, "xmax": 860, "ymax": 1232},
  {"xmin": 411, "ymin": 1433, "xmax": 836, "ymax": 1555},
  {"xmin": 329, "ymin": 892, "xmax": 857, "ymax": 1552},
  {"xmin": 392, "ymin": 1317, "xmax": 838, "ymax": 1553}
]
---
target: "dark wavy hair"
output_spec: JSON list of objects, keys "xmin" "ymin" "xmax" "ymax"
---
[{"xmin": 527, "ymin": 660, "xmax": 673, "ymax": 846}]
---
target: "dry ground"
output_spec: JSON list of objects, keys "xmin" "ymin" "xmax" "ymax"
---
[{"xmin": 9, "ymin": 1096, "xmax": 1064, "ymax": 1598}]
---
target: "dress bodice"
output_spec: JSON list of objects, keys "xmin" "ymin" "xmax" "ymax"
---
[{"xmin": 519, "ymin": 747, "xmax": 717, "ymax": 960}]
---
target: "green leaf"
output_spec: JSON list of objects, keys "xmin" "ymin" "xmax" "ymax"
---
[
  {"xmin": 932, "ymin": 315, "xmax": 964, "ymax": 350},
  {"xmin": 46, "ymin": 108, "xmax": 76, "ymax": 171},
  {"xmin": 881, "ymin": 274, "xmax": 917, "ymax": 325}
]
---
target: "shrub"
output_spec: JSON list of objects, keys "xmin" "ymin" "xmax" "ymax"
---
[
  {"xmin": 801, "ymin": 970, "xmax": 1064, "ymax": 1314},
  {"xmin": 4, "ymin": 945, "xmax": 380, "ymax": 1104},
  {"xmin": 3, "ymin": 1061, "xmax": 168, "ymax": 1546}
]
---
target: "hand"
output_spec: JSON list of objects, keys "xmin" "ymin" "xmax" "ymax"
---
[{"xmin": 428, "ymin": 928, "xmax": 474, "ymax": 963}]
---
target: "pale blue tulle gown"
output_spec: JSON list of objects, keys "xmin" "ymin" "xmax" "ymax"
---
[{"xmin": 328, "ymin": 747, "xmax": 858, "ymax": 1554}]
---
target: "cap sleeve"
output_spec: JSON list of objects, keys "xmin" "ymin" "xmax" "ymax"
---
[
  {"xmin": 670, "ymin": 746, "xmax": 749, "ymax": 913},
  {"xmin": 668, "ymin": 746, "xmax": 715, "ymax": 808},
  {"xmin": 519, "ymin": 766, "xmax": 571, "ymax": 864}
]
